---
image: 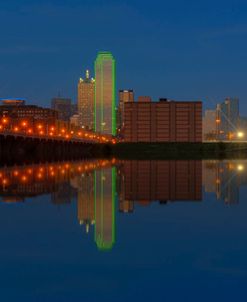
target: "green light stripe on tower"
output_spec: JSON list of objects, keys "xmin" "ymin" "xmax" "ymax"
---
[
  {"xmin": 112, "ymin": 58, "xmax": 116, "ymax": 136},
  {"xmin": 94, "ymin": 61, "xmax": 97, "ymax": 132},
  {"xmin": 111, "ymin": 167, "xmax": 116, "ymax": 246}
]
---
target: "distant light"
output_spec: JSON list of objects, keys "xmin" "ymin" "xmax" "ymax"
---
[
  {"xmin": 237, "ymin": 165, "xmax": 244, "ymax": 171},
  {"xmin": 237, "ymin": 132, "xmax": 244, "ymax": 138}
]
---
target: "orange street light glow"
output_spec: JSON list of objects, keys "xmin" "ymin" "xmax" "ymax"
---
[
  {"xmin": 2, "ymin": 179, "xmax": 8, "ymax": 185},
  {"xmin": 21, "ymin": 176, "xmax": 27, "ymax": 182}
]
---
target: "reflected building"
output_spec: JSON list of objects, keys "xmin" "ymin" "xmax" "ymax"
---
[
  {"xmin": 202, "ymin": 160, "xmax": 247, "ymax": 204},
  {"xmin": 117, "ymin": 166, "xmax": 134, "ymax": 213},
  {"xmin": 94, "ymin": 167, "xmax": 116, "ymax": 251},
  {"xmin": 94, "ymin": 52, "xmax": 116, "ymax": 135},
  {"xmin": 120, "ymin": 161, "xmax": 202, "ymax": 205},
  {"xmin": 77, "ymin": 172, "xmax": 95, "ymax": 233},
  {"xmin": 51, "ymin": 183, "xmax": 76, "ymax": 205},
  {"xmin": 4, "ymin": 159, "xmax": 247, "ymax": 251}
]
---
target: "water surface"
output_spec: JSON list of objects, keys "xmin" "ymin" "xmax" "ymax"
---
[{"xmin": 0, "ymin": 159, "xmax": 247, "ymax": 301}]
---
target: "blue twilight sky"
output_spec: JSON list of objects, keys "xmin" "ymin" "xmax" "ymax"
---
[{"xmin": 0, "ymin": 0, "xmax": 247, "ymax": 112}]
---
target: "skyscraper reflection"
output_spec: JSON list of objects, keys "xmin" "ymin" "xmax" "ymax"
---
[
  {"xmin": 94, "ymin": 167, "xmax": 116, "ymax": 251},
  {"xmin": 77, "ymin": 172, "xmax": 95, "ymax": 233}
]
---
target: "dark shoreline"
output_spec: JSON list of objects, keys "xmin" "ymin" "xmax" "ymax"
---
[
  {"xmin": 1, "ymin": 142, "xmax": 247, "ymax": 167},
  {"xmin": 110, "ymin": 142, "xmax": 247, "ymax": 160}
]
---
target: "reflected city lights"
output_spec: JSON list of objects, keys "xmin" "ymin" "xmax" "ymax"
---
[{"xmin": 0, "ymin": 159, "xmax": 246, "ymax": 251}]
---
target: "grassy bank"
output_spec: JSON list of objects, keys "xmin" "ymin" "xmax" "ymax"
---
[{"xmin": 110, "ymin": 142, "xmax": 247, "ymax": 160}]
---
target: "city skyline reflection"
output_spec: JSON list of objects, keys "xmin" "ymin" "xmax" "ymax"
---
[{"xmin": 0, "ymin": 159, "xmax": 246, "ymax": 251}]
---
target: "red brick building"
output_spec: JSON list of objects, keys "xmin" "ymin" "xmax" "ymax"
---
[{"xmin": 124, "ymin": 98, "xmax": 202, "ymax": 142}]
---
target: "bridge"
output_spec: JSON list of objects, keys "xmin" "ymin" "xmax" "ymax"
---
[{"xmin": 0, "ymin": 119, "xmax": 116, "ymax": 164}]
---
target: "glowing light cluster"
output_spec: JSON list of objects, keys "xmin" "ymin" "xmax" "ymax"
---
[{"xmin": 0, "ymin": 117, "xmax": 117, "ymax": 144}]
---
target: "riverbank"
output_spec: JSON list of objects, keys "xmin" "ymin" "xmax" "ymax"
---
[
  {"xmin": 2, "ymin": 141, "xmax": 247, "ymax": 166},
  {"xmin": 110, "ymin": 142, "xmax": 247, "ymax": 160}
]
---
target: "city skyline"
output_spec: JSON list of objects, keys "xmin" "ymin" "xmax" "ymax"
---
[
  {"xmin": 1, "ymin": 1, "xmax": 247, "ymax": 300},
  {"xmin": 0, "ymin": 0, "xmax": 247, "ymax": 114}
]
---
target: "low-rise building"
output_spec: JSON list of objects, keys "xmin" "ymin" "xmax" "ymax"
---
[{"xmin": 124, "ymin": 98, "xmax": 202, "ymax": 142}]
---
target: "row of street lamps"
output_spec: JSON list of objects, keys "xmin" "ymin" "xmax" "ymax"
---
[{"xmin": 0, "ymin": 118, "xmax": 116, "ymax": 144}]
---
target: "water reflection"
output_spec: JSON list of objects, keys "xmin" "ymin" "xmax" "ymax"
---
[
  {"xmin": 203, "ymin": 160, "xmax": 246, "ymax": 204},
  {"xmin": 0, "ymin": 159, "xmax": 246, "ymax": 251}
]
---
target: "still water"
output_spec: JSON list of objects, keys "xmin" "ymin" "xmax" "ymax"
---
[{"xmin": 0, "ymin": 159, "xmax": 247, "ymax": 301}]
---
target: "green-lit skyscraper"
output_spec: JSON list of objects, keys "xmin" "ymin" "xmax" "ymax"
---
[{"xmin": 94, "ymin": 52, "xmax": 116, "ymax": 135}]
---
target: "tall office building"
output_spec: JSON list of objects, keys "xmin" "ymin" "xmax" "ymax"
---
[
  {"xmin": 117, "ymin": 90, "xmax": 134, "ymax": 133},
  {"xmin": 51, "ymin": 97, "xmax": 72, "ymax": 121},
  {"xmin": 94, "ymin": 167, "xmax": 116, "ymax": 251},
  {"xmin": 77, "ymin": 70, "xmax": 95, "ymax": 130},
  {"xmin": 94, "ymin": 52, "xmax": 116, "ymax": 135}
]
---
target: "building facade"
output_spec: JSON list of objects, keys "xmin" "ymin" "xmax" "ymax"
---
[
  {"xmin": 216, "ymin": 97, "xmax": 239, "ymax": 140},
  {"xmin": 51, "ymin": 97, "xmax": 72, "ymax": 121},
  {"xmin": 203, "ymin": 110, "xmax": 217, "ymax": 141},
  {"xmin": 77, "ymin": 70, "xmax": 95, "ymax": 130},
  {"xmin": 117, "ymin": 89, "xmax": 134, "ymax": 134},
  {"xmin": 0, "ymin": 98, "xmax": 26, "ymax": 106},
  {"xmin": 94, "ymin": 52, "xmax": 116, "ymax": 135},
  {"xmin": 0, "ymin": 104, "xmax": 58, "ymax": 121},
  {"xmin": 0, "ymin": 103, "xmax": 58, "ymax": 134},
  {"xmin": 124, "ymin": 98, "xmax": 202, "ymax": 142}
]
